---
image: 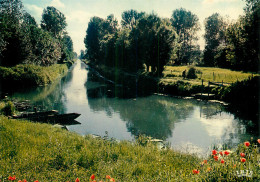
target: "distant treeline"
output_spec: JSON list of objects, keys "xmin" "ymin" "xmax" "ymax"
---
[
  {"xmin": 0, "ymin": 0, "xmax": 76, "ymax": 67},
  {"xmin": 82, "ymin": 0, "xmax": 259, "ymax": 74}
]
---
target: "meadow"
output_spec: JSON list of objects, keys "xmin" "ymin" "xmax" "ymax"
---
[
  {"xmin": 0, "ymin": 115, "xmax": 259, "ymax": 182},
  {"xmin": 162, "ymin": 66, "xmax": 256, "ymax": 86}
]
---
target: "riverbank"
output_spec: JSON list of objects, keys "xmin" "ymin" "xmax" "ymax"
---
[
  {"xmin": 0, "ymin": 115, "xmax": 259, "ymax": 181},
  {"xmin": 0, "ymin": 61, "xmax": 74, "ymax": 89}
]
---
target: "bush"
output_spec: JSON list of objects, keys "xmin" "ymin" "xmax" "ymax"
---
[
  {"xmin": 1, "ymin": 101, "xmax": 15, "ymax": 116},
  {"xmin": 186, "ymin": 67, "xmax": 197, "ymax": 79}
]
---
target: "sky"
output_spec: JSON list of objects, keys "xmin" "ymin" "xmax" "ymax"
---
[{"xmin": 23, "ymin": 0, "xmax": 246, "ymax": 54}]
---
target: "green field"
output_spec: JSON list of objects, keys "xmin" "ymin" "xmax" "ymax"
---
[
  {"xmin": 0, "ymin": 115, "xmax": 259, "ymax": 181},
  {"xmin": 162, "ymin": 66, "xmax": 256, "ymax": 86}
]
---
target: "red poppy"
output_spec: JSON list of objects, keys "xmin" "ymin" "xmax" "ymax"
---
[
  {"xmin": 214, "ymin": 155, "xmax": 219, "ymax": 161},
  {"xmin": 75, "ymin": 177, "xmax": 80, "ymax": 182},
  {"xmin": 110, "ymin": 179, "xmax": 115, "ymax": 182},
  {"xmin": 90, "ymin": 174, "xmax": 95, "ymax": 180},
  {"xmin": 203, "ymin": 160, "xmax": 207, "ymax": 164},
  {"xmin": 244, "ymin": 141, "xmax": 250, "ymax": 147},
  {"xmin": 18, "ymin": 181, "xmax": 22, "ymax": 182},
  {"xmin": 257, "ymin": 139, "xmax": 260, "ymax": 144},
  {"xmin": 212, "ymin": 150, "xmax": 217, "ymax": 155},
  {"xmin": 221, "ymin": 159, "xmax": 225, "ymax": 164},
  {"xmin": 219, "ymin": 151, "xmax": 223, "ymax": 156},
  {"xmin": 34, "ymin": 181, "xmax": 39, "ymax": 182},
  {"xmin": 192, "ymin": 169, "xmax": 200, "ymax": 174},
  {"xmin": 241, "ymin": 158, "xmax": 246, "ymax": 162},
  {"xmin": 8, "ymin": 176, "xmax": 16, "ymax": 181},
  {"xmin": 23, "ymin": 180, "xmax": 27, "ymax": 182},
  {"xmin": 106, "ymin": 175, "xmax": 111, "ymax": 179},
  {"xmin": 240, "ymin": 153, "xmax": 245, "ymax": 157},
  {"xmin": 224, "ymin": 150, "xmax": 230, "ymax": 156}
]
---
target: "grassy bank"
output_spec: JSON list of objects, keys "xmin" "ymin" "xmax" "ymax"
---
[
  {"xmin": 0, "ymin": 116, "xmax": 259, "ymax": 181},
  {"xmin": 163, "ymin": 66, "xmax": 256, "ymax": 84},
  {"xmin": 0, "ymin": 63, "xmax": 69, "ymax": 87}
]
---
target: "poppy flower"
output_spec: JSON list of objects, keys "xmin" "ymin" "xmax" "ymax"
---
[
  {"xmin": 18, "ymin": 181, "xmax": 22, "ymax": 182},
  {"xmin": 240, "ymin": 153, "xmax": 245, "ymax": 157},
  {"xmin": 214, "ymin": 155, "xmax": 219, "ymax": 161},
  {"xmin": 244, "ymin": 141, "xmax": 250, "ymax": 147},
  {"xmin": 23, "ymin": 180, "xmax": 27, "ymax": 182},
  {"xmin": 219, "ymin": 151, "xmax": 223, "ymax": 156},
  {"xmin": 224, "ymin": 150, "xmax": 230, "ymax": 156},
  {"xmin": 192, "ymin": 169, "xmax": 199, "ymax": 174},
  {"xmin": 257, "ymin": 139, "xmax": 260, "ymax": 144},
  {"xmin": 90, "ymin": 174, "xmax": 95, "ymax": 180},
  {"xmin": 212, "ymin": 150, "xmax": 217, "ymax": 155},
  {"xmin": 203, "ymin": 160, "xmax": 207, "ymax": 164},
  {"xmin": 106, "ymin": 175, "xmax": 111, "ymax": 179},
  {"xmin": 221, "ymin": 159, "xmax": 225, "ymax": 164},
  {"xmin": 241, "ymin": 158, "xmax": 246, "ymax": 162},
  {"xmin": 34, "ymin": 181, "xmax": 39, "ymax": 182},
  {"xmin": 110, "ymin": 178, "xmax": 115, "ymax": 182},
  {"xmin": 75, "ymin": 178, "xmax": 80, "ymax": 182},
  {"xmin": 8, "ymin": 176, "xmax": 16, "ymax": 181}
]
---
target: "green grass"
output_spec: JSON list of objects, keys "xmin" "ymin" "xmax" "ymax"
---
[
  {"xmin": 0, "ymin": 63, "xmax": 68, "ymax": 86},
  {"xmin": 0, "ymin": 115, "xmax": 259, "ymax": 181},
  {"xmin": 162, "ymin": 66, "xmax": 256, "ymax": 86}
]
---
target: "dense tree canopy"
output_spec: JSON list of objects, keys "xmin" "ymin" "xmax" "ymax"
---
[
  {"xmin": 170, "ymin": 8, "xmax": 200, "ymax": 65},
  {"xmin": 41, "ymin": 6, "xmax": 67, "ymax": 38},
  {"xmin": 85, "ymin": 11, "xmax": 177, "ymax": 75},
  {"xmin": 0, "ymin": 0, "xmax": 74, "ymax": 67}
]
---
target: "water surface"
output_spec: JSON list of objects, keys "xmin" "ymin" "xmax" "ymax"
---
[{"xmin": 8, "ymin": 60, "xmax": 259, "ymax": 155}]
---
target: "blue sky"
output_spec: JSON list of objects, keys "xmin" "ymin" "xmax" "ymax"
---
[{"xmin": 23, "ymin": 0, "xmax": 246, "ymax": 54}]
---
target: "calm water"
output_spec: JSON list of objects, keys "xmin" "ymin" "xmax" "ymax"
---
[{"xmin": 7, "ymin": 60, "xmax": 259, "ymax": 155}]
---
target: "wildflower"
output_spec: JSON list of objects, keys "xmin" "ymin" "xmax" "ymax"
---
[
  {"xmin": 212, "ymin": 150, "xmax": 217, "ymax": 155},
  {"xmin": 207, "ymin": 167, "xmax": 212, "ymax": 171},
  {"xmin": 90, "ymin": 174, "xmax": 95, "ymax": 180},
  {"xmin": 233, "ymin": 164, "xmax": 236, "ymax": 168},
  {"xmin": 221, "ymin": 159, "xmax": 225, "ymax": 164},
  {"xmin": 34, "ymin": 181, "xmax": 39, "ymax": 182},
  {"xmin": 214, "ymin": 155, "xmax": 219, "ymax": 161},
  {"xmin": 203, "ymin": 160, "xmax": 207, "ymax": 164},
  {"xmin": 8, "ymin": 176, "xmax": 16, "ymax": 181},
  {"xmin": 192, "ymin": 169, "xmax": 199, "ymax": 174},
  {"xmin": 18, "ymin": 181, "xmax": 22, "ymax": 182},
  {"xmin": 241, "ymin": 158, "xmax": 246, "ymax": 163},
  {"xmin": 23, "ymin": 180, "xmax": 27, "ymax": 182},
  {"xmin": 244, "ymin": 141, "xmax": 250, "ymax": 147},
  {"xmin": 106, "ymin": 175, "xmax": 111, "ymax": 179},
  {"xmin": 110, "ymin": 179, "xmax": 115, "ymax": 182},
  {"xmin": 219, "ymin": 151, "xmax": 223, "ymax": 156},
  {"xmin": 75, "ymin": 178, "xmax": 80, "ymax": 182},
  {"xmin": 224, "ymin": 150, "xmax": 230, "ymax": 156},
  {"xmin": 257, "ymin": 139, "xmax": 260, "ymax": 144},
  {"xmin": 240, "ymin": 153, "xmax": 246, "ymax": 157}
]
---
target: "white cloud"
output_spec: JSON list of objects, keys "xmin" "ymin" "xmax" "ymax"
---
[
  {"xmin": 203, "ymin": 0, "xmax": 238, "ymax": 4},
  {"xmin": 67, "ymin": 10, "xmax": 92, "ymax": 24},
  {"xmin": 50, "ymin": 0, "xmax": 65, "ymax": 8},
  {"xmin": 24, "ymin": 4, "xmax": 43, "ymax": 22}
]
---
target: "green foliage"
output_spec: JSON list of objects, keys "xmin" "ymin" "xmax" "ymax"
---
[
  {"xmin": 186, "ymin": 67, "xmax": 197, "ymax": 79},
  {"xmin": 0, "ymin": 101, "xmax": 15, "ymax": 116},
  {"xmin": 0, "ymin": 1, "xmax": 73, "ymax": 67},
  {"xmin": 0, "ymin": 63, "xmax": 68, "ymax": 86},
  {"xmin": 171, "ymin": 8, "xmax": 200, "ymax": 65},
  {"xmin": 41, "ymin": 6, "xmax": 67, "ymax": 38}
]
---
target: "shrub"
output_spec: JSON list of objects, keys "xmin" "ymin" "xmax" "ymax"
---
[
  {"xmin": 186, "ymin": 67, "xmax": 197, "ymax": 79},
  {"xmin": 1, "ymin": 101, "xmax": 15, "ymax": 116}
]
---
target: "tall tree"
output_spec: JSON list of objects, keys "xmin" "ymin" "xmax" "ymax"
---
[
  {"xmin": 84, "ymin": 16, "xmax": 106, "ymax": 63},
  {"xmin": 41, "ymin": 6, "xmax": 67, "ymax": 38},
  {"xmin": 0, "ymin": 0, "xmax": 30, "ymax": 66},
  {"xmin": 121, "ymin": 9, "xmax": 145, "ymax": 29},
  {"xmin": 170, "ymin": 8, "xmax": 200, "ymax": 65},
  {"xmin": 203, "ymin": 13, "xmax": 226, "ymax": 67}
]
